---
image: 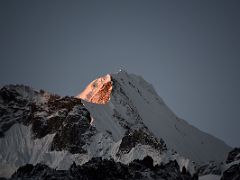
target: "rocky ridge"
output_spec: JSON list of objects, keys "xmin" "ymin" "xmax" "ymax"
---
[{"xmin": 9, "ymin": 156, "xmax": 196, "ymax": 180}]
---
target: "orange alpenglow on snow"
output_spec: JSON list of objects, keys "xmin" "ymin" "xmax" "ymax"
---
[{"xmin": 77, "ymin": 74, "xmax": 112, "ymax": 104}]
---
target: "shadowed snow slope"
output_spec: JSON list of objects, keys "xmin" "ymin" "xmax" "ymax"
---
[{"xmin": 77, "ymin": 70, "xmax": 231, "ymax": 164}]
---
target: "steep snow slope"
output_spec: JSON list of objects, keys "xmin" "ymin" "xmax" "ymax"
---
[{"xmin": 78, "ymin": 70, "xmax": 231, "ymax": 164}]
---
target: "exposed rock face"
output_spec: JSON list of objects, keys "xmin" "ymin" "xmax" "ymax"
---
[
  {"xmin": 10, "ymin": 156, "xmax": 195, "ymax": 180},
  {"xmin": 221, "ymin": 163, "xmax": 240, "ymax": 180},
  {"xmin": 30, "ymin": 96, "xmax": 89, "ymax": 139},
  {"xmin": 0, "ymin": 85, "xmax": 39, "ymax": 137},
  {"xmin": 118, "ymin": 129, "xmax": 166, "ymax": 154},
  {"xmin": 220, "ymin": 148, "xmax": 240, "ymax": 180},
  {"xmin": 0, "ymin": 85, "xmax": 94, "ymax": 153},
  {"xmin": 196, "ymin": 148, "xmax": 240, "ymax": 179},
  {"xmin": 50, "ymin": 105, "xmax": 95, "ymax": 154},
  {"xmin": 226, "ymin": 148, "xmax": 240, "ymax": 164},
  {"xmin": 197, "ymin": 161, "xmax": 222, "ymax": 176}
]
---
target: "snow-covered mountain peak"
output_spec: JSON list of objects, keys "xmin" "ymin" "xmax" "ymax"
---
[
  {"xmin": 77, "ymin": 71, "xmax": 231, "ymax": 164},
  {"xmin": 0, "ymin": 72, "xmax": 233, "ymax": 179},
  {"xmin": 77, "ymin": 70, "xmax": 162, "ymax": 105}
]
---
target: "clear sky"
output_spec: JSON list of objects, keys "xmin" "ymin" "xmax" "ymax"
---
[{"xmin": 0, "ymin": 0, "xmax": 239, "ymax": 147}]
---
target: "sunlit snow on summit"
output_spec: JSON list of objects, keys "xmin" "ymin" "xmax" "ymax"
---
[{"xmin": 77, "ymin": 74, "xmax": 112, "ymax": 104}]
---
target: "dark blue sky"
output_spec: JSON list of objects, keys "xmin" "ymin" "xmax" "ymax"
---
[{"xmin": 0, "ymin": 0, "xmax": 239, "ymax": 147}]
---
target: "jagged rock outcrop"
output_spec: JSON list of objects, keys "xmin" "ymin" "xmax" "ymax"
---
[
  {"xmin": 226, "ymin": 148, "xmax": 240, "ymax": 164},
  {"xmin": 197, "ymin": 161, "xmax": 222, "ymax": 176},
  {"xmin": 0, "ymin": 85, "xmax": 39, "ymax": 137},
  {"xmin": 220, "ymin": 148, "xmax": 240, "ymax": 180},
  {"xmin": 0, "ymin": 85, "xmax": 94, "ymax": 154},
  {"xmin": 118, "ymin": 129, "xmax": 166, "ymax": 154},
  {"xmin": 221, "ymin": 163, "xmax": 240, "ymax": 180},
  {"xmin": 50, "ymin": 104, "xmax": 95, "ymax": 154}
]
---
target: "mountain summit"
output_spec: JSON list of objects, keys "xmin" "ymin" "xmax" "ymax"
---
[
  {"xmin": 77, "ymin": 70, "xmax": 230, "ymax": 163},
  {"xmin": 77, "ymin": 74, "xmax": 112, "ymax": 104},
  {"xmin": 0, "ymin": 71, "xmax": 233, "ymax": 179}
]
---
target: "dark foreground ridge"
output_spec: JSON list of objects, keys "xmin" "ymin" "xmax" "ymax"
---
[
  {"xmin": 2, "ymin": 149, "xmax": 240, "ymax": 180},
  {"xmin": 8, "ymin": 156, "xmax": 196, "ymax": 180}
]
